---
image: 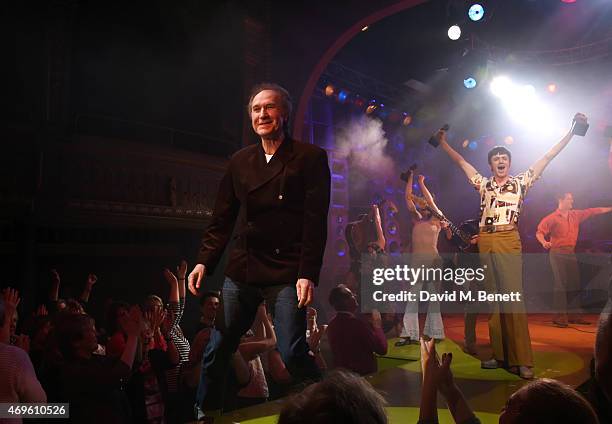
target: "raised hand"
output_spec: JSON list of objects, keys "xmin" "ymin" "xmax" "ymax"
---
[
  {"xmin": 177, "ymin": 259, "xmax": 188, "ymax": 280},
  {"xmin": 51, "ymin": 269, "xmax": 60, "ymax": 285},
  {"xmin": 35, "ymin": 304, "xmax": 49, "ymax": 317},
  {"xmin": 3, "ymin": 288, "xmax": 20, "ymax": 318},
  {"xmin": 308, "ymin": 324, "xmax": 327, "ymax": 353},
  {"xmin": 163, "ymin": 268, "xmax": 178, "ymax": 285},
  {"xmin": 437, "ymin": 352, "xmax": 455, "ymax": 397},
  {"xmin": 420, "ymin": 337, "xmax": 440, "ymax": 381}
]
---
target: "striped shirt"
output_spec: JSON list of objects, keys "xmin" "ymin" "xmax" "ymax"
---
[{"xmin": 165, "ymin": 298, "xmax": 190, "ymax": 393}]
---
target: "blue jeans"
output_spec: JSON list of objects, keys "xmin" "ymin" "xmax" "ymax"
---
[{"xmin": 196, "ymin": 277, "xmax": 320, "ymax": 412}]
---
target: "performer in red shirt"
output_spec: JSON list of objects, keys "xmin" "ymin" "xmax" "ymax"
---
[{"xmin": 536, "ymin": 192, "xmax": 612, "ymax": 327}]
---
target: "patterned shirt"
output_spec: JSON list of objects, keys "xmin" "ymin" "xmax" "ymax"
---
[
  {"xmin": 165, "ymin": 298, "xmax": 190, "ymax": 393},
  {"xmin": 470, "ymin": 168, "xmax": 537, "ymax": 227}
]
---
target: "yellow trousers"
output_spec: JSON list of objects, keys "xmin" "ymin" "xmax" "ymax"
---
[{"xmin": 478, "ymin": 230, "xmax": 533, "ymax": 367}]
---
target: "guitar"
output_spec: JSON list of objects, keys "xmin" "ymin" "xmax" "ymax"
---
[{"xmin": 409, "ymin": 194, "xmax": 477, "ymax": 251}]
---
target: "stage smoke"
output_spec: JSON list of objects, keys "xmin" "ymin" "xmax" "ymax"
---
[{"xmin": 335, "ymin": 116, "xmax": 394, "ymax": 177}]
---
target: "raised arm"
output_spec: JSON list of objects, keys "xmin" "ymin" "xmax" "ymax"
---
[
  {"xmin": 418, "ymin": 175, "xmax": 444, "ymax": 217},
  {"xmin": 1, "ymin": 288, "xmax": 20, "ymax": 344},
  {"xmin": 163, "ymin": 268, "xmax": 180, "ymax": 304},
  {"xmin": 79, "ymin": 273, "xmax": 97, "ymax": 304},
  {"xmin": 530, "ymin": 113, "xmax": 584, "ymax": 180},
  {"xmin": 405, "ymin": 171, "xmax": 423, "ymax": 221},
  {"xmin": 177, "ymin": 260, "xmax": 187, "ymax": 300},
  {"xmin": 372, "ymin": 204, "xmax": 386, "ymax": 251},
  {"xmin": 49, "ymin": 269, "xmax": 60, "ymax": 302},
  {"xmin": 439, "ymin": 131, "xmax": 479, "ymax": 181}
]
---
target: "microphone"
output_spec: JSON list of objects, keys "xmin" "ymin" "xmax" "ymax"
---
[
  {"xmin": 428, "ymin": 124, "xmax": 450, "ymax": 147},
  {"xmin": 571, "ymin": 114, "xmax": 589, "ymax": 137},
  {"xmin": 400, "ymin": 163, "xmax": 418, "ymax": 182}
]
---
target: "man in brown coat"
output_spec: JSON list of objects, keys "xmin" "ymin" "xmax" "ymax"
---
[{"xmin": 188, "ymin": 83, "xmax": 330, "ymax": 415}]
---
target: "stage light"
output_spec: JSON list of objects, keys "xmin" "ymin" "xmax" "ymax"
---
[
  {"xmin": 462, "ymin": 139, "xmax": 470, "ymax": 148},
  {"xmin": 334, "ymin": 239, "xmax": 348, "ymax": 257},
  {"xmin": 468, "ymin": 141, "xmax": 478, "ymax": 150},
  {"xmin": 547, "ymin": 83, "xmax": 557, "ymax": 93},
  {"xmin": 468, "ymin": 4, "xmax": 485, "ymax": 21},
  {"xmin": 325, "ymin": 84, "xmax": 335, "ymax": 97},
  {"xmin": 490, "ymin": 76, "xmax": 554, "ymax": 132},
  {"xmin": 464, "ymin": 77, "xmax": 477, "ymax": 89},
  {"xmin": 490, "ymin": 76, "xmax": 512, "ymax": 98},
  {"xmin": 366, "ymin": 104, "xmax": 377, "ymax": 114},
  {"xmin": 338, "ymin": 90, "xmax": 348, "ymax": 103},
  {"xmin": 353, "ymin": 97, "xmax": 365, "ymax": 108},
  {"xmin": 402, "ymin": 114, "xmax": 413, "ymax": 126},
  {"xmin": 361, "ymin": 25, "xmax": 369, "ymax": 32},
  {"xmin": 448, "ymin": 25, "xmax": 461, "ymax": 41},
  {"xmin": 504, "ymin": 136, "xmax": 514, "ymax": 145},
  {"xmin": 561, "ymin": 0, "xmax": 576, "ymax": 3}
]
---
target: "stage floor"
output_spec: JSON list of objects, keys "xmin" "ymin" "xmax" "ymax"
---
[{"xmin": 212, "ymin": 314, "xmax": 597, "ymax": 424}]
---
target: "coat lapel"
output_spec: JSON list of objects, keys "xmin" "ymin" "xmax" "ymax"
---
[{"xmin": 247, "ymin": 138, "xmax": 296, "ymax": 193}]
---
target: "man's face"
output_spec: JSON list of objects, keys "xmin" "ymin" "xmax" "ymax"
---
[
  {"xmin": 201, "ymin": 296, "xmax": 220, "ymax": 322},
  {"xmin": 559, "ymin": 193, "xmax": 574, "ymax": 210},
  {"xmin": 340, "ymin": 286, "xmax": 359, "ymax": 311},
  {"xmin": 250, "ymin": 89, "xmax": 286, "ymax": 139},
  {"xmin": 489, "ymin": 153, "xmax": 511, "ymax": 179}
]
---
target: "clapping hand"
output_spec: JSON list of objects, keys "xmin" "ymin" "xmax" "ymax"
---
[
  {"xmin": 121, "ymin": 306, "xmax": 144, "ymax": 337},
  {"xmin": 35, "ymin": 304, "xmax": 48, "ymax": 317},
  {"xmin": 2, "ymin": 288, "xmax": 20, "ymax": 319}
]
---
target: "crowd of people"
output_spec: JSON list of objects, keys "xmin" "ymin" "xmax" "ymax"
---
[
  {"xmin": 0, "ymin": 260, "xmax": 334, "ymax": 423},
  {"xmin": 2, "ymin": 263, "xmax": 609, "ymax": 423},
  {"xmin": 2, "ymin": 83, "xmax": 610, "ymax": 424}
]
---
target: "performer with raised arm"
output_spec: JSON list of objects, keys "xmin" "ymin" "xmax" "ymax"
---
[
  {"xmin": 395, "ymin": 171, "xmax": 446, "ymax": 346},
  {"xmin": 187, "ymin": 83, "xmax": 330, "ymax": 417},
  {"xmin": 438, "ymin": 113, "xmax": 586, "ymax": 379},
  {"xmin": 536, "ymin": 192, "xmax": 612, "ymax": 327}
]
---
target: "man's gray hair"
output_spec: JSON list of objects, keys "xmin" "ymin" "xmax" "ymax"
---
[{"xmin": 247, "ymin": 82, "xmax": 293, "ymax": 133}]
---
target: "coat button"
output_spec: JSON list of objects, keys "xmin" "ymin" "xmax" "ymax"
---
[
  {"xmin": 274, "ymin": 248, "xmax": 280, "ymax": 254},
  {"xmin": 278, "ymin": 194, "xmax": 283, "ymax": 200}
]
